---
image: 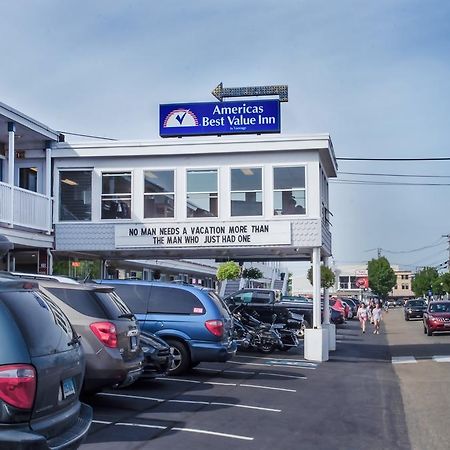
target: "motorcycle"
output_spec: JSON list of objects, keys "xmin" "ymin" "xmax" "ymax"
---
[
  {"xmin": 231, "ymin": 305, "xmax": 282, "ymax": 354},
  {"xmin": 259, "ymin": 311, "xmax": 304, "ymax": 351}
]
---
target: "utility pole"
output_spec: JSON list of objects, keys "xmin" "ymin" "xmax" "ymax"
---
[
  {"xmin": 443, "ymin": 234, "xmax": 450, "ymax": 272},
  {"xmin": 377, "ymin": 248, "xmax": 382, "ymax": 258}
]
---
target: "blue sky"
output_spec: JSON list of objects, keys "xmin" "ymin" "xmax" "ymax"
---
[{"xmin": 2, "ymin": 0, "xmax": 450, "ymax": 271}]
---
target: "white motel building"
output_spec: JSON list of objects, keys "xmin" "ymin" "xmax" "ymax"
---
[{"xmin": 0, "ymin": 99, "xmax": 337, "ymax": 360}]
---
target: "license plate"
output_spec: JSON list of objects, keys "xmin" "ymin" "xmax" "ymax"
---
[
  {"xmin": 130, "ymin": 335, "xmax": 138, "ymax": 349},
  {"xmin": 62, "ymin": 378, "xmax": 75, "ymax": 399}
]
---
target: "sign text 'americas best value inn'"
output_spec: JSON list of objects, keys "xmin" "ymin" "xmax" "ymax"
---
[
  {"xmin": 115, "ymin": 221, "xmax": 291, "ymax": 248},
  {"xmin": 159, "ymin": 100, "xmax": 280, "ymax": 137}
]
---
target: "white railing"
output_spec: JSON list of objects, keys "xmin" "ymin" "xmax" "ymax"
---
[{"xmin": 0, "ymin": 181, "xmax": 51, "ymax": 232}]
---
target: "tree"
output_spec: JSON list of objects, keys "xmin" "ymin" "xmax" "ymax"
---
[
  {"xmin": 412, "ymin": 267, "xmax": 439, "ymax": 297},
  {"xmin": 241, "ymin": 267, "xmax": 263, "ymax": 280},
  {"xmin": 307, "ymin": 265, "xmax": 335, "ymax": 289},
  {"xmin": 216, "ymin": 261, "xmax": 241, "ymax": 281},
  {"xmin": 440, "ymin": 272, "xmax": 450, "ymax": 294},
  {"xmin": 367, "ymin": 257, "xmax": 396, "ymax": 300}
]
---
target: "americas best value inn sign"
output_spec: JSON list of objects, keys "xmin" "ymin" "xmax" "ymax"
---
[
  {"xmin": 115, "ymin": 221, "xmax": 291, "ymax": 248},
  {"xmin": 159, "ymin": 100, "xmax": 280, "ymax": 137}
]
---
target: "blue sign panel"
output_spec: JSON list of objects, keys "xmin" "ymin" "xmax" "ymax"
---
[{"xmin": 160, "ymin": 100, "xmax": 280, "ymax": 137}]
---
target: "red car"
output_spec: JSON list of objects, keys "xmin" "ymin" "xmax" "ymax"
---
[
  {"xmin": 330, "ymin": 298, "xmax": 347, "ymax": 321},
  {"xmin": 423, "ymin": 301, "xmax": 450, "ymax": 336}
]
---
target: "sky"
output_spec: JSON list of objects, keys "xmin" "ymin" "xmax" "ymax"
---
[{"xmin": 1, "ymin": 0, "xmax": 450, "ymax": 273}]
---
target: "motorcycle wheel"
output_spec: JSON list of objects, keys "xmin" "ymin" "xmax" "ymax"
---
[
  {"xmin": 257, "ymin": 341, "xmax": 276, "ymax": 354},
  {"xmin": 299, "ymin": 321, "xmax": 309, "ymax": 338}
]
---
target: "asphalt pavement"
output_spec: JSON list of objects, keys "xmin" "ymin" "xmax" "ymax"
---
[{"xmin": 80, "ymin": 310, "xmax": 450, "ymax": 450}]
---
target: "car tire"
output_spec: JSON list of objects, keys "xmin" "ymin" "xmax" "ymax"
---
[
  {"xmin": 166, "ymin": 339, "xmax": 191, "ymax": 376},
  {"xmin": 405, "ymin": 315, "xmax": 409, "ymax": 321},
  {"xmin": 427, "ymin": 327, "xmax": 433, "ymax": 337},
  {"xmin": 423, "ymin": 326, "xmax": 427, "ymax": 334}
]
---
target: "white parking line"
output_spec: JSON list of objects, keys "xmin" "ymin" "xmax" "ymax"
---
[
  {"xmin": 97, "ymin": 392, "xmax": 281, "ymax": 412},
  {"xmin": 239, "ymin": 384, "xmax": 297, "ymax": 393},
  {"xmin": 92, "ymin": 420, "xmax": 253, "ymax": 441},
  {"xmin": 228, "ymin": 360, "xmax": 317, "ymax": 370},
  {"xmin": 391, "ymin": 356, "xmax": 417, "ymax": 364},
  {"xmin": 432, "ymin": 355, "xmax": 450, "ymax": 362},
  {"xmin": 156, "ymin": 377, "xmax": 237, "ymax": 386},
  {"xmin": 234, "ymin": 355, "xmax": 317, "ymax": 365},
  {"xmin": 195, "ymin": 367, "xmax": 307, "ymax": 380}
]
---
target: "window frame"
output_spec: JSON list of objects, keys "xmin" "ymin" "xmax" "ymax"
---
[
  {"xmin": 186, "ymin": 168, "xmax": 219, "ymax": 219},
  {"xmin": 272, "ymin": 165, "xmax": 307, "ymax": 217},
  {"xmin": 143, "ymin": 169, "xmax": 176, "ymax": 220},
  {"xmin": 230, "ymin": 166, "xmax": 263, "ymax": 217},
  {"xmin": 100, "ymin": 171, "xmax": 133, "ymax": 221},
  {"xmin": 58, "ymin": 169, "xmax": 93, "ymax": 222}
]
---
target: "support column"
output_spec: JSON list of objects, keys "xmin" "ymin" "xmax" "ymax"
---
[
  {"xmin": 304, "ymin": 247, "xmax": 329, "ymax": 361},
  {"xmin": 45, "ymin": 142, "xmax": 52, "ymax": 234},
  {"xmin": 322, "ymin": 256, "xmax": 336, "ymax": 351},
  {"xmin": 312, "ymin": 247, "xmax": 321, "ymax": 329},
  {"xmin": 7, "ymin": 122, "xmax": 15, "ymax": 226}
]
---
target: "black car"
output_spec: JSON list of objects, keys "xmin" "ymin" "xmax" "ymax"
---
[
  {"xmin": 0, "ymin": 277, "xmax": 92, "ymax": 449},
  {"xmin": 404, "ymin": 299, "xmax": 427, "ymax": 320},
  {"xmin": 140, "ymin": 331, "xmax": 172, "ymax": 378}
]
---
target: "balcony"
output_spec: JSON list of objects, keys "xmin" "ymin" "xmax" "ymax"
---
[{"xmin": 0, "ymin": 181, "xmax": 52, "ymax": 232}]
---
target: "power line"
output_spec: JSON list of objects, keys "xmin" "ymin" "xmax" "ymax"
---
[
  {"xmin": 59, "ymin": 131, "xmax": 118, "ymax": 141},
  {"xmin": 365, "ymin": 239, "xmax": 445, "ymax": 255},
  {"xmin": 340, "ymin": 171, "xmax": 450, "ymax": 179},
  {"xmin": 331, "ymin": 179, "xmax": 450, "ymax": 186},
  {"xmin": 337, "ymin": 157, "xmax": 450, "ymax": 161}
]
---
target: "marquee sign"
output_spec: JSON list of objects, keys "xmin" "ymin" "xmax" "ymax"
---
[
  {"xmin": 115, "ymin": 221, "xmax": 291, "ymax": 248},
  {"xmin": 159, "ymin": 99, "xmax": 280, "ymax": 137}
]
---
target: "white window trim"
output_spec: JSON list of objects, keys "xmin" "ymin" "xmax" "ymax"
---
[
  {"xmin": 229, "ymin": 166, "xmax": 264, "ymax": 218},
  {"xmin": 143, "ymin": 168, "xmax": 176, "ymax": 221},
  {"xmin": 186, "ymin": 168, "xmax": 219, "ymax": 220}
]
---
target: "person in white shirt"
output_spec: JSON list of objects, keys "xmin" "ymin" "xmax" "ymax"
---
[
  {"xmin": 356, "ymin": 303, "xmax": 368, "ymax": 334},
  {"xmin": 372, "ymin": 303, "xmax": 383, "ymax": 334}
]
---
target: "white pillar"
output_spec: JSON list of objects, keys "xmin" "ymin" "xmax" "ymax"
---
[
  {"xmin": 323, "ymin": 256, "xmax": 330, "ymax": 325},
  {"xmin": 322, "ymin": 256, "xmax": 336, "ymax": 351},
  {"xmin": 7, "ymin": 122, "xmax": 15, "ymax": 226},
  {"xmin": 312, "ymin": 247, "xmax": 321, "ymax": 329},
  {"xmin": 304, "ymin": 247, "xmax": 329, "ymax": 361},
  {"xmin": 45, "ymin": 143, "xmax": 52, "ymax": 233}
]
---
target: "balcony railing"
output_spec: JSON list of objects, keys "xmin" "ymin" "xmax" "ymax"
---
[{"xmin": 0, "ymin": 181, "xmax": 51, "ymax": 232}]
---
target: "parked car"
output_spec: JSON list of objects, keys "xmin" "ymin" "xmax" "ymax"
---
[
  {"xmin": 342, "ymin": 298, "xmax": 358, "ymax": 318},
  {"xmin": 36, "ymin": 281, "xmax": 144, "ymax": 393},
  {"xmin": 140, "ymin": 331, "xmax": 172, "ymax": 378},
  {"xmin": 423, "ymin": 301, "xmax": 450, "ymax": 336},
  {"xmin": 0, "ymin": 276, "xmax": 92, "ymax": 449},
  {"xmin": 404, "ymin": 299, "xmax": 427, "ymax": 321},
  {"xmin": 94, "ymin": 281, "xmax": 237, "ymax": 375}
]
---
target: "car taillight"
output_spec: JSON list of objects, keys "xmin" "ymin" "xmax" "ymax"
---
[
  {"xmin": 0, "ymin": 364, "xmax": 36, "ymax": 410},
  {"xmin": 90, "ymin": 322, "xmax": 118, "ymax": 348},
  {"xmin": 205, "ymin": 320, "xmax": 224, "ymax": 337}
]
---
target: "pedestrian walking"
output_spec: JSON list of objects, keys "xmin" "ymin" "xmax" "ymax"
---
[
  {"xmin": 357, "ymin": 303, "xmax": 368, "ymax": 334},
  {"xmin": 372, "ymin": 302, "xmax": 383, "ymax": 334}
]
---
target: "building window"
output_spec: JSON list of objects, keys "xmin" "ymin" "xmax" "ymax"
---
[
  {"xmin": 144, "ymin": 170, "xmax": 174, "ymax": 218},
  {"xmin": 231, "ymin": 167, "xmax": 262, "ymax": 216},
  {"xmin": 187, "ymin": 169, "xmax": 218, "ymax": 218},
  {"xmin": 59, "ymin": 170, "xmax": 92, "ymax": 221},
  {"xmin": 339, "ymin": 276, "xmax": 349, "ymax": 289},
  {"xmin": 101, "ymin": 172, "xmax": 131, "ymax": 219},
  {"xmin": 19, "ymin": 167, "xmax": 38, "ymax": 192},
  {"xmin": 273, "ymin": 166, "xmax": 306, "ymax": 215}
]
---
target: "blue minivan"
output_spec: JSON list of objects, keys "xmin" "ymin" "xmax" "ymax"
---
[{"xmin": 95, "ymin": 281, "xmax": 236, "ymax": 375}]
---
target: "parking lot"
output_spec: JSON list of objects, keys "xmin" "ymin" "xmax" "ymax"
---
[
  {"xmin": 81, "ymin": 344, "xmax": 320, "ymax": 450},
  {"xmin": 80, "ymin": 313, "xmax": 422, "ymax": 450}
]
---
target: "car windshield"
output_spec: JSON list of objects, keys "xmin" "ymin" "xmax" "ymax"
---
[
  {"xmin": 429, "ymin": 303, "xmax": 450, "ymax": 313},
  {"xmin": 408, "ymin": 301, "xmax": 425, "ymax": 307}
]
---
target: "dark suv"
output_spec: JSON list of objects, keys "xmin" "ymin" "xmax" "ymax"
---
[
  {"xmin": 95, "ymin": 281, "xmax": 237, "ymax": 375},
  {"xmin": 37, "ymin": 281, "xmax": 144, "ymax": 393},
  {"xmin": 0, "ymin": 277, "xmax": 92, "ymax": 449}
]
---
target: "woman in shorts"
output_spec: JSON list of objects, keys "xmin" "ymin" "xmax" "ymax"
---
[{"xmin": 357, "ymin": 303, "xmax": 368, "ymax": 334}]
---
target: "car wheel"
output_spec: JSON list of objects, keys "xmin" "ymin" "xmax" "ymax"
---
[
  {"xmin": 166, "ymin": 339, "xmax": 190, "ymax": 376},
  {"xmin": 423, "ymin": 326, "xmax": 427, "ymax": 334},
  {"xmin": 427, "ymin": 327, "xmax": 433, "ymax": 337},
  {"xmin": 405, "ymin": 315, "xmax": 409, "ymax": 321}
]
